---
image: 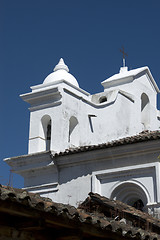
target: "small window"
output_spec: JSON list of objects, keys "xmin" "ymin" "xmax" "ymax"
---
[
  {"xmin": 41, "ymin": 115, "xmax": 52, "ymax": 151},
  {"xmin": 99, "ymin": 96, "xmax": 107, "ymax": 103},
  {"xmin": 46, "ymin": 120, "xmax": 51, "ymax": 151}
]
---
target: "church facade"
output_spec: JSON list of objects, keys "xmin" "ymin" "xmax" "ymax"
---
[{"xmin": 5, "ymin": 59, "xmax": 160, "ymax": 216}]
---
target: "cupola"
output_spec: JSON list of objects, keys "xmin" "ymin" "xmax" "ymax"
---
[{"xmin": 43, "ymin": 58, "xmax": 79, "ymax": 88}]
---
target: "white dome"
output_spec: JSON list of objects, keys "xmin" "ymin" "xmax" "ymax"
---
[{"xmin": 43, "ymin": 58, "xmax": 79, "ymax": 88}]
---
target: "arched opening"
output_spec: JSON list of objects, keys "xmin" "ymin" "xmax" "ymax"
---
[
  {"xmin": 41, "ymin": 115, "xmax": 52, "ymax": 151},
  {"xmin": 141, "ymin": 93, "xmax": 150, "ymax": 129},
  {"xmin": 111, "ymin": 182, "xmax": 148, "ymax": 211},
  {"xmin": 99, "ymin": 96, "xmax": 107, "ymax": 103},
  {"xmin": 69, "ymin": 116, "xmax": 79, "ymax": 146}
]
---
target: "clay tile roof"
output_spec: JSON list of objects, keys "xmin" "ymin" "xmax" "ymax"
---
[
  {"xmin": 54, "ymin": 130, "xmax": 160, "ymax": 156},
  {"xmin": 78, "ymin": 192, "xmax": 160, "ymax": 238},
  {"xmin": 0, "ymin": 185, "xmax": 160, "ymax": 239}
]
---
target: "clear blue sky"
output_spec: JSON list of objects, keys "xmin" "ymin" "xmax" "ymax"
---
[{"xmin": 0, "ymin": 0, "xmax": 160, "ymax": 188}]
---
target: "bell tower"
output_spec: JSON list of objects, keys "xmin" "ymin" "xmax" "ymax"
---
[{"xmin": 20, "ymin": 58, "xmax": 82, "ymax": 154}]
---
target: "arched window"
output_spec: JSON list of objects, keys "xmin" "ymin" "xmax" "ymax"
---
[
  {"xmin": 141, "ymin": 93, "xmax": 150, "ymax": 129},
  {"xmin": 41, "ymin": 115, "xmax": 52, "ymax": 151},
  {"xmin": 69, "ymin": 116, "xmax": 79, "ymax": 146},
  {"xmin": 111, "ymin": 182, "xmax": 148, "ymax": 211}
]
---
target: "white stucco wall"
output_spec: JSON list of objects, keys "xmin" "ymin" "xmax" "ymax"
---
[
  {"xmin": 5, "ymin": 138, "xmax": 160, "ymax": 216},
  {"xmin": 4, "ymin": 60, "xmax": 160, "ymax": 217},
  {"xmin": 21, "ymin": 65, "xmax": 159, "ymax": 155}
]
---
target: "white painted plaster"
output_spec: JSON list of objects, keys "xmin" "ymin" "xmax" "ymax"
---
[
  {"xmin": 92, "ymin": 163, "xmax": 158, "ymax": 204},
  {"xmin": 20, "ymin": 60, "xmax": 159, "ymax": 154},
  {"xmin": 4, "ymin": 59, "xmax": 160, "ymax": 216}
]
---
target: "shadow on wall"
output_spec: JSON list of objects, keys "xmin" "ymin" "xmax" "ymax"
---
[
  {"xmin": 68, "ymin": 116, "xmax": 79, "ymax": 147},
  {"xmin": 56, "ymin": 147, "xmax": 157, "ymax": 186},
  {"xmin": 141, "ymin": 93, "xmax": 150, "ymax": 129}
]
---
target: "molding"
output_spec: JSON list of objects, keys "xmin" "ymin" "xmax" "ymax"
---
[
  {"xmin": 20, "ymin": 87, "xmax": 60, "ymax": 102},
  {"xmin": 119, "ymin": 90, "xmax": 135, "ymax": 103},
  {"xmin": 64, "ymin": 88, "xmax": 134, "ymax": 109},
  {"xmin": 5, "ymin": 139, "xmax": 160, "ymax": 171},
  {"xmin": 101, "ymin": 67, "xmax": 160, "ymax": 93},
  {"xmin": 23, "ymin": 182, "xmax": 58, "ymax": 194},
  {"xmin": 29, "ymin": 100, "xmax": 62, "ymax": 111},
  {"xmin": 15, "ymin": 163, "xmax": 56, "ymax": 175},
  {"xmin": 92, "ymin": 162, "xmax": 158, "ymax": 203},
  {"xmin": 4, "ymin": 151, "xmax": 51, "ymax": 166},
  {"xmin": 20, "ymin": 87, "xmax": 62, "ymax": 111},
  {"xmin": 29, "ymin": 136, "xmax": 45, "ymax": 141},
  {"xmin": 31, "ymin": 79, "xmax": 90, "ymax": 96}
]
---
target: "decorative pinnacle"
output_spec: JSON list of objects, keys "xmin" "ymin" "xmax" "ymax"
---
[{"xmin": 53, "ymin": 58, "xmax": 69, "ymax": 72}]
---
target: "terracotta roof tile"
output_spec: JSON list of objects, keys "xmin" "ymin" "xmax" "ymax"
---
[
  {"xmin": 53, "ymin": 130, "xmax": 160, "ymax": 156},
  {"xmin": 78, "ymin": 192, "xmax": 160, "ymax": 237},
  {"xmin": 0, "ymin": 185, "xmax": 160, "ymax": 239}
]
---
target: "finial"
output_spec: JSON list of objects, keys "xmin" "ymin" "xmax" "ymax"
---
[
  {"xmin": 120, "ymin": 47, "xmax": 128, "ymax": 67},
  {"xmin": 54, "ymin": 58, "xmax": 69, "ymax": 72}
]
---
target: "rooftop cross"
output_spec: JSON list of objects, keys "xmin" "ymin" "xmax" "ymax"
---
[{"xmin": 120, "ymin": 47, "xmax": 128, "ymax": 67}]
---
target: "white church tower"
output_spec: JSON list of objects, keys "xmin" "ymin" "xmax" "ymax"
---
[
  {"xmin": 20, "ymin": 58, "xmax": 160, "ymax": 154},
  {"xmin": 5, "ymin": 58, "xmax": 160, "ymax": 216},
  {"xmin": 22, "ymin": 58, "xmax": 84, "ymax": 154}
]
